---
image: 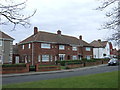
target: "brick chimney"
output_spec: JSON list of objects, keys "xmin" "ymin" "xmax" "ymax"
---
[
  {"xmin": 34, "ymin": 27, "xmax": 38, "ymax": 35},
  {"xmin": 98, "ymin": 39, "xmax": 101, "ymax": 42},
  {"xmin": 57, "ymin": 30, "xmax": 61, "ymax": 35},
  {"xmin": 79, "ymin": 35, "xmax": 82, "ymax": 40}
]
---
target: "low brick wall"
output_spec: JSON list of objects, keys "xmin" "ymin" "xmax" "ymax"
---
[
  {"xmin": 84, "ymin": 60, "xmax": 103, "ymax": 67},
  {"xmin": 66, "ymin": 64, "xmax": 84, "ymax": 69},
  {"xmin": 102, "ymin": 60, "xmax": 109, "ymax": 64},
  {"xmin": 1, "ymin": 64, "xmax": 29, "ymax": 74},
  {"xmin": 36, "ymin": 64, "xmax": 61, "ymax": 72}
]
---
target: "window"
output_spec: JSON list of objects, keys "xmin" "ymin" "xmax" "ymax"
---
[
  {"xmin": 41, "ymin": 43, "xmax": 50, "ymax": 49},
  {"xmin": 42, "ymin": 55, "xmax": 49, "ymax": 62},
  {"xmin": 59, "ymin": 54, "xmax": 65, "ymax": 60},
  {"xmin": 0, "ymin": 40, "xmax": 2, "ymax": 46},
  {"xmin": 22, "ymin": 45, "xmax": 25, "ymax": 49},
  {"xmin": 59, "ymin": 45, "xmax": 65, "ymax": 50},
  {"xmin": 86, "ymin": 47, "xmax": 91, "ymax": 51},
  {"xmin": 86, "ymin": 56, "xmax": 91, "ymax": 60},
  {"xmin": 28, "ymin": 44, "xmax": 31, "ymax": 49},
  {"xmin": 0, "ymin": 55, "xmax": 2, "ymax": 63},
  {"xmin": 72, "ymin": 55, "xmax": 77, "ymax": 60},
  {"xmin": 38, "ymin": 55, "xmax": 41, "ymax": 62},
  {"xmin": 72, "ymin": 46, "xmax": 77, "ymax": 51}
]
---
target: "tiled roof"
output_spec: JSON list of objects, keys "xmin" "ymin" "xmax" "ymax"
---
[
  {"xmin": 0, "ymin": 31, "xmax": 14, "ymax": 40},
  {"xmin": 90, "ymin": 40, "xmax": 108, "ymax": 48},
  {"xmin": 20, "ymin": 31, "xmax": 91, "ymax": 46}
]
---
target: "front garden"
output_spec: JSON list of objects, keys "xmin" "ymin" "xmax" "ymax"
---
[{"xmin": 1, "ymin": 58, "xmax": 110, "ymax": 74}]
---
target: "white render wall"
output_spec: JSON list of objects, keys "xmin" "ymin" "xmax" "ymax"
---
[{"xmin": 93, "ymin": 42, "xmax": 111, "ymax": 59}]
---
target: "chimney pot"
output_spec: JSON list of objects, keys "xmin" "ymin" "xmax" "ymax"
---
[
  {"xmin": 34, "ymin": 27, "xmax": 38, "ymax": 35},
  {"xmin": 98, "ymin": 39, "xmax": 101, "ymax": 42},
  {"xmin": 57, "ymin": 30, "xmax": 61, "ymax": 35},
  {"xmin": 79, "ymin": 35, "xmax": 82, "ymax": 40}
]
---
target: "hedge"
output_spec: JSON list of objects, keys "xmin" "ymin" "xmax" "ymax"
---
[
  {"xmin": 56, "ymin": 59, "xmax": 105, "ymax": 66},
  {"xmin": 2, "ymin": 63, "xmax": 26, "ymax": 67}
]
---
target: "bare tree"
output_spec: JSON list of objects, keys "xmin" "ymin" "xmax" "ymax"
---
[
  {"xmin": 0, "ymin": 0, "xmax": 36, "ymax": 30},
  {"xmin": 97, "ymin": 0, "xmax": 120, "ymax": 46}
]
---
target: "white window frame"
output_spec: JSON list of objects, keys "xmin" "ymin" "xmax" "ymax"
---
[
  {"xmin": 86, "ymin": 56, "xmax": 91, "ymax": 60},
  {"xmin": 59, "ymin": 54, "xmax": 65, "ymax": 61},
  {"xmin": 0, "ymin": 40, "xmax": 2, "ymax": 46},
  {"xmin": 28, "ymin": 44, "xmax": 31, "ymax": 49},
  {"xmin": 22, "ymin": 45, "xmax": 25, "ymax": 49},
  {"xmin": 38, "ymin": 55, "xmax": 41, "ymax": 62},
  {"xmin": 41, "ymin": 43, "xmax": 51, "ymax": 49},
  {"xmin": 72, "ymin": 46, "xmax": 77, "ymax": 51},
  {"xmin": 86, "ymin": 47, "xmax": 91, "ymax": 51},
  {"xmin": 59, "ymin": 45, "xmax": 65, "ymax": 50},
  {"xmin": 42, "ymin": 55, "xmax": 49, "ymax": 62},
  {"xmin": 72, "ymin": 55, "xmax": 77, "ymax": 60},
  {"xmin": 0, "ymin": 55, "xmax": 2, "ymax": 63}
]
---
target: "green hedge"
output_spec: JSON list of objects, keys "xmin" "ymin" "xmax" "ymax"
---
[
  {"xmin": 56, "ymin": 59, "xmax": 104, "ymax": 66},
  {"xmin": 56, "ymin": 60, "xmax": 83, "ymax": 66},
  {"xmin": 2, "ymin": 63, "xmax": 26, "ymax": 67}
]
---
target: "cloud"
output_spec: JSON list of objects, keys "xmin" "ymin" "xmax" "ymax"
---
[{"xmin": 1, "ymin": 0, "xmax": 113, "ymax": 45}]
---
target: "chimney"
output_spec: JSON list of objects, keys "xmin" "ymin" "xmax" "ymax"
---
[
  {"xmin": 98, "ymin": 39, "xmax": 101, "ymax": 42},
  {"xmin": 57, "ymin": 30, "xmax": 61, "ymax": 35},
  {"xmin": 79, "ymin": 35, "xmax": 82, "ymax": 40},
  {"xmin": 34, "ymin": 27, "xmax": 38, "ymax": 35}
]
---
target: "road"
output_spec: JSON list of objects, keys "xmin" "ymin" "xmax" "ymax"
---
[{"xmin": 2, "ymin": 65, "xmax": 119, "ymax": 85}]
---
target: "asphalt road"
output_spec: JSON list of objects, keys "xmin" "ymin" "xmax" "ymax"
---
[{"xmin": 2, "ymin": 65, "xmax": 119, "ymax": 85}]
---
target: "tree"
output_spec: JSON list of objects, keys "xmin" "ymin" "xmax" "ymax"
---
[
  {"xmin": 97, "ymin": 0, "xmax": 120, "ymax": 47},
  {"xmin": 0, "ymin": 0, "xmax": 36, "ymax": 30}
]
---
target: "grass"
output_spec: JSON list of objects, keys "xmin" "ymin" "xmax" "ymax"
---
[{"xmin": 3, "ymin": 71, "xmax": 118, "ymax": 88}]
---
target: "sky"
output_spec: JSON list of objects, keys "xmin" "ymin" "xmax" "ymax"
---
[{"xmin": 1, "ymin": 0, "xmax": 115, "ymax": 46}]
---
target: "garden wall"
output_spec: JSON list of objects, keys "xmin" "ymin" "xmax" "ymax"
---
[
  {"xmin": 1, "ymin": 64, "xmax": 29, "ymax": 74},
  {"xmin": 36, "ymin": 64, "xmax": 61, "ymax": 72},
  {"xmin": 66, "ymin": 64, "xmax": 84, "ymax": 69}
]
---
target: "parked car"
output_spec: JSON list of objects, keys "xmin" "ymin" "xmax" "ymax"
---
[{"xmin": 108, "ymin": 58, "xmax": 119, "ymax": 66}]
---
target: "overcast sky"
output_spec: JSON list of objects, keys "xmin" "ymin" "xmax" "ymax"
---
[{"xmin": 1, "ymin": 0, "xmax": 114, "ymax": 46}]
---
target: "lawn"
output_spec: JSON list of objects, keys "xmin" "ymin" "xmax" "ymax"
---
[{"xmin": 3, "ymin": 71, "xmax": 118, "ymax": 88}]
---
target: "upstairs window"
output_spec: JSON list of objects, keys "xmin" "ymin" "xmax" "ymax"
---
[
  {"xmin": 59, "ymin": 45, "xmax": 65, "ymax": 50},
  {"xmin": 41, "ymin": 43, "xmax": 50, "ymax": 49},
  {"xmin": 86, "ymin": 47, "xmax": 91, "ymax": 51},
  {"xmin": 0, "ymin": 40, "xmax": 2, "ymax": 46},
  {"xmin": 22, "ymin": 45, "xmax": 25, "ymax": 49},
  {"xmin": 72, "ymin": 46, "xmax": 77, "ymax": 51}
]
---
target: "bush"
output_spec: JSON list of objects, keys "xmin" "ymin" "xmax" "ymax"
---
[
  {"xmin": 56, "ymin": 60, "xmax": 83, "ymax": 66},
  {"xmin": 2, "ymin": 63, "xmax": 26, "ymax": 67}
]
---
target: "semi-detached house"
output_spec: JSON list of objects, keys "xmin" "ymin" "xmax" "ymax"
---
[
  {"xmin": 18, "ymin": 27, "xmax": 93, "ymax": 65},
  {"xmin": 0, "ymin": 31, "xmax": 14, "ymax": 64}
]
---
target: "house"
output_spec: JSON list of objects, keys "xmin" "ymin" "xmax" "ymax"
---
[
  {"xmin": 18, "ymin": 27, "xmax": 93, "ymax": 65},
  {"xmin": 0, "ymin": 31, "xmax": 14, "ymax": 64},
  {"xmin": 90, "ymin": 39, "xmax": 113, "ymax": 59},
  {"xmin": 12, "ymin": 44, "xmax": 20, "ymax": 64}
]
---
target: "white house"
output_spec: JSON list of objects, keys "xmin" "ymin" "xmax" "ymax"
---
[{"xmin": 90, "ymin": 39, "xmax": 112, "ymax": 59}]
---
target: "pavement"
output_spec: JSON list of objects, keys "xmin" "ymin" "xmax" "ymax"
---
[{"xmin": 2, "ymin": 64, "xmax": 108, "ymax": 78}]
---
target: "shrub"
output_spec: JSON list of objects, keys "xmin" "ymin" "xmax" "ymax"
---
[
  {"xmin": 56, "ymin": 60, "xmax": 83, "ymax": 66},
  {"xmin": 2, "ymin": 63, "xmax": 26, "ymax": 67}
]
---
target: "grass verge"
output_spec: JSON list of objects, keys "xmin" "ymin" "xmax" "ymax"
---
[{"xmin": 3, "ymin": 71, "xmax": 118, "ymax": 88}]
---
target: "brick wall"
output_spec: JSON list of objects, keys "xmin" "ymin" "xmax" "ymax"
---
[{"xmin": 18, "ymin": 42, "xmax": 93, "ymax": 65}]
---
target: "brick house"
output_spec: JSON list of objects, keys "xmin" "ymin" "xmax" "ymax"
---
[
  {"xmin": 0, "ymin": 31, "xmax": 14, "ymax": 64},
  {"xmin": 18, "ymin": 27, "xmax": 93, "ymax": 65}
]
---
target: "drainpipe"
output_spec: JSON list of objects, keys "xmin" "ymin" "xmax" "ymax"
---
[{"xmin": 32, "ymin": 42, "xmax": 34, "ymax": 66}]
